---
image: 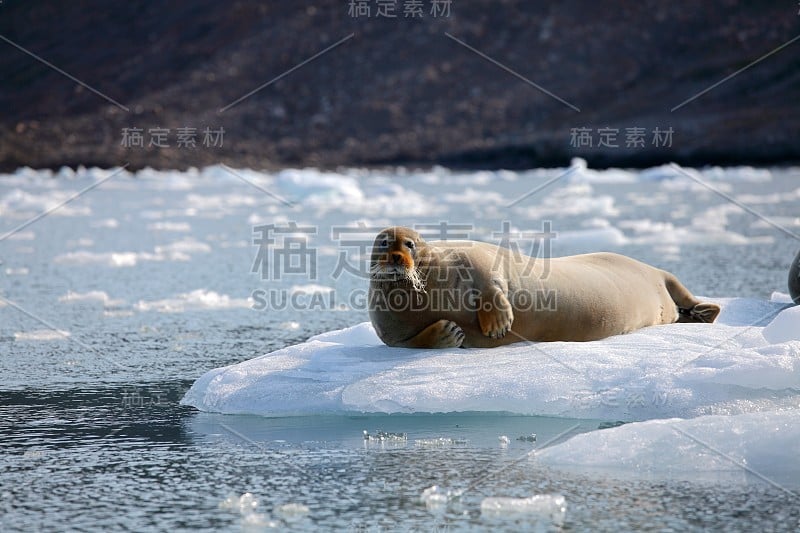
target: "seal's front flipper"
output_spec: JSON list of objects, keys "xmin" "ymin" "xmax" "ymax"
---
[
  {"xmin": 677, "ymin": 302, "xmax": 721, "ymax": 323},
  {"xmin": 398, "ymin": 319, "xmax": 465, "ymax": 349},
  {"xmin": 477, "ymin": 291, "xmax": 514, "ymax": 338}
]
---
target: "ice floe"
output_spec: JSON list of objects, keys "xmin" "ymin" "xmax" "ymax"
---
[
  {"xmin": 480, "ymin": 494, "xmax": 566, "ymax": 525},
  {"xmin": 181, "ymin": 297, "xmax": 799, "ymax": 420},
  {"xmin": 54, "ymin": 238, "xmax": 210, "ymax": 267},
  {"xmin": 135, "ymin": 289, "xmax": 252, "ymax": 313},
  {"xmin": 14, "ymin": 330, "xmax": 71, "ymax": 341},
  {"xmin": 536, "ymin": 410, "xmax": 800, "ymax": 485},
  {"xmin": 58, "ymin": 290, "xmax": 125, "ymax": 307}
]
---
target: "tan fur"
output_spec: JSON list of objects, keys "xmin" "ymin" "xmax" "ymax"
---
[{"xmin": 368, "ymin": 227, "xmax": 721, "ymax": 348}]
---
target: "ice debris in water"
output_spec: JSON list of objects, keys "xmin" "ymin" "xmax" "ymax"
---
[
  {"xmin": 414, "ymin": 437, "xmax": 468, "ymax": 447},
  {"xmin": 498, "ymin": 435, "xmax": 510, "ymax": 446},
  {"xmin": 219, "ymin": 492, "xmax": 259, "ymax": 513},
  {"xmin": 219, "ymin": 493, "xmax": 301, "ymax": 528},
  {"xmin": 241, "ymin": 512, "xmax": 280, "ymax": 529},
  {"xmin": 275, "ymin": 503, "xmax": 310, "ymax": 521},
  {"xmin": 420, "ymin": 485, "xmax": 463, "ymax": 511},
  {"xmin": 480, "ymin": 494, "xmax": 567, "ymax": 525},
  {"xmin": 363, "ymin": 429, "xmax": 408, "ymax": 442},
  {"xmin": 516, "ymin": 434, "xmax": 537, "ymax": 443}
]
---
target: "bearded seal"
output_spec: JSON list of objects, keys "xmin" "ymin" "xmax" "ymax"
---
[
  {"xmin": 789, "ymin": 249, "xmax": 800, "ymax": 304},
  {"xmin": 368, "ymin": 226, "xmax": 721, "ymax": 348}
]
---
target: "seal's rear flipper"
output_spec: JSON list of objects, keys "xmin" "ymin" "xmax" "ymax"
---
[
  {"xmin": 664, "ymin": 272, "xmax": 720, "ymax": 324},
  {"xmin": 677, "ymin": 302, "xmax": 721, "ymax": 323}
]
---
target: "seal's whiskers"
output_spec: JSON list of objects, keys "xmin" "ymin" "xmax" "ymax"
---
[
  {"xmin": 406, "ymin": 266, "xmax": 426, "ymax": 293},
  {"xmin": 370, "ymin": 261, "xmax": 426, "ymax": 294}
]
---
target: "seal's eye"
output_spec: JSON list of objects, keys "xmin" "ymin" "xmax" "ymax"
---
[
  {"xmin": 406, "ymin": 241, "xmax": 415, "ymax": 249},
  {"xmin": 379, "ymin": 239, "xmax": 388, "ymax": 248}
]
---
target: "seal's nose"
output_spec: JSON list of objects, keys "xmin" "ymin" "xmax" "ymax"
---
[{"xmin": 391, "ymin": 252, "xmax": 404, "ymax": 265}]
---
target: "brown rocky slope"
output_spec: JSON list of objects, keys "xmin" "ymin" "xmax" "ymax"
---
[{"xmin": 1, "ymin": 1, "xmax": 798, "ymax": 171}]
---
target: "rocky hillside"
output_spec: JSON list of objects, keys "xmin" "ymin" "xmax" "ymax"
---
[{"xmin": 1, "ymin": 0, "xmax": 798, "ymax": 171}]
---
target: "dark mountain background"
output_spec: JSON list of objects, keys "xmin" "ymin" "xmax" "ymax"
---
[{"xmin": 0, "ymin": 0, "xmax": 798, "ymax": 171}]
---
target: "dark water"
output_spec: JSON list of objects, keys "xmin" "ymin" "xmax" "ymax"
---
[
  {"xmin": 2, "ymin": 167, "xmax": 800, "ymax": 531},
  {"xmin": 3, "ymin": 391, "xmax": 800, "ymax": 531}
]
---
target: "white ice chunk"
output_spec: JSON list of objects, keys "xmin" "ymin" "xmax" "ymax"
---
[
  {"xmin": 480, "ymin": 494, "xmax": 566, "ymax": 525},
  {"xmin": 289, "ymin": 284, "xmax": 335, "ymax": 295},
  {"xmin": 135, "ymin": 289, "xmax": 252, "ymax": 313},
  {"xmin": 537, "ymin": 410, "xmax": 800, "ymax": 484},
  {"xmin": 58, "ymin": 290, "xmax": 125, "ymax": 307},
  {"xmin": 14, "ymin": 330, "xmax": 70, "ymax": 341},
  {"xmin": 181, "ymin": 298, "xmax": 800, "ymax": 419},
  {"xmin": 420, "ymin": 485, "xmax": 461, "ymax": 511},
  {"xmin": 763, "ymin": 305, "xmax": 800, "ymax": 343}
]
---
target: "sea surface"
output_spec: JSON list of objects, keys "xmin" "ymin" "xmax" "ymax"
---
[{"xmin": 2, "ymin": 163, "xmax": 799, "ymax": 531}]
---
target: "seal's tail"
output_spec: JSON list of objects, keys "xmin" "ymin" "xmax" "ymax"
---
[{"xmin": 663, "ymin": 272, "xmax": 721, "ymax": 324}]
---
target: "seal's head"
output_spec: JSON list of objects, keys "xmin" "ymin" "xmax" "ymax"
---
[{"xmin": 370, "ymin": 226, "xmax": 426, "ymax": 292}]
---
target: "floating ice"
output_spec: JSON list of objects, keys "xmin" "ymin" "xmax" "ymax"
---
[
  {"xmin": 277, "ymin": 169, "xmax": 364, "ymax": 205},
  {"xmin": 4, "ymin": 230, "xmax": 34, "ymax": 241},
  {"xmin": 184, "ymin": 192, "xmax": 259, "ymax": 210},
  {"xmin": 770, "ymin": 291, "xmax": 793, "ymax": 304},
  {"xmin": 219, "ymin": 492, "xmax": 259, "ymax": 513},
  {"xmin": 0, "ymin": 188, "xmax": 91, "ymax": 217},
  {"xmin": 289, "ymin": 284, "xmax": 335, "ymax": 295},
  {"xmin": 54, "ymin": 238, "xmax": 210, "ymax": 267},
  {"xmin": 443, "ymin": 187, "xmax": 506, "ymax": 205},
  {"xmin": 523, "ymin": 189, "xmax": 620, "ymax": 218},
  {"xmin": 146, "ymin": 221, "xmax": 191, "ymax": 232},
  {"xmin": 363, "ymin": 430, "xmax": 408, "ymax": 442},
  {"xmin": 54, "ymin": 251, "xmax": 143, "ymax": 267},
  {"xmin": 154, "ymin": 238, "xmax": 211, "ymax": 255},
  {"xmin": 480, "ymin": 494, "xmax": 566, "ymax": 525},
  {"xmin": 273, "ymin": 168, "xmax": 439, "ymax": 217},
  {"xmin": 90, "ymin": 218, "xmax": 119, "ymax": 229},
  {"xmin": 219, "ymin": 492, "xmax": 282, "ymax": 529},
  {"xmin": 537, "ymin": 410, "xmax": 800, "ymax": 485},
  {"xmin": 420, "ymin": 485, "xmax": 461, "ymax": 511},
  {"xmin": 556, "ymin": 226, "xmax": 628, "ymax": 247},
  {"xmin": 240, "ymin": 513, "xmax": 280, "ymax": 528},
  {"xmin": 568, "ymin": 158, "xmax": 637, "ymax": 183},
  {"xmin": 763, "ymin": 305, "xmax": 800, "ymax": 343},
  {"xmin": 58, "ymin": 290, "xmax": 125, "ymax": 307},
  {"xmin": 14, "ymin": 330, "xmax": 70, "ymax": 341},
  {"xmin": 135, "ymin": 289, "xmax": 252, "ymax": 313},
  {"xmin": 181, "ymin": 297, "xmax": 800, "ymax": 420},
  {"xmin": 414, "ymin": 437, "xmax": 468, "ymax": 447}
]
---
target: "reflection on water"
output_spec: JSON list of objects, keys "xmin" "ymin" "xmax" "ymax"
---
[{"xmin": 2, "ymin": 386, "xmax": 799, "ymax": 531}]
